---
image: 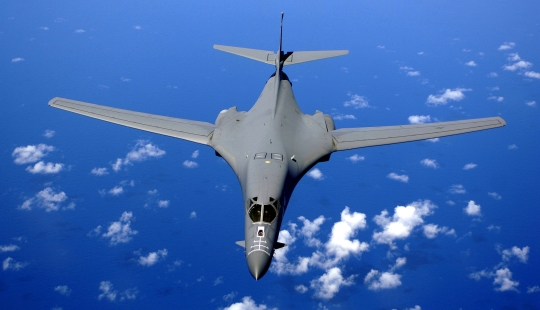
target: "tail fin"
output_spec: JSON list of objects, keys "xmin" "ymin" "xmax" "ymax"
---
[{"xmin": 213, "ymin": 12, "xmax": 348, "ymax": 67}]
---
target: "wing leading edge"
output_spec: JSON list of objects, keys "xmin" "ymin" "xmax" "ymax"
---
[
  {"xmin": 48, "ymin": 97, "xmax": 216, "ymax": 145},
  {"xmin": 331, "ymin": 117, "xmax": 506, "ymax": 151}
]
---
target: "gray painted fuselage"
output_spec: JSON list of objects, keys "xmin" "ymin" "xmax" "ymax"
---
[{"xmin": 211, "ymin": 71, "xmax": 333, "ymax": 279}]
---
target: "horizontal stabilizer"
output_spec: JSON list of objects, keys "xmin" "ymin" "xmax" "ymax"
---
[
  {"xmin": 282, "ymin": 50, "xmax": 349, "ymax": 66},
  {"xmin": 236, "ymin": 241, "xmax": 245, "ymax": 248},
  {"xmin": 214, "ymin": 45, "xmax": 348, "ymax": 66},
  {"xmin": 214, "ymin": 45, "xmax": 275, "ymax": 65}
]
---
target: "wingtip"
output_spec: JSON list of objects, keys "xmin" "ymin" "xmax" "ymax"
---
[
  {"xmin": 497, "ymin": 116, "xmax": 507, "ymax": 127},
  {"xmin": 48, "ymin": 97, "xmax": 60, "ymax": 106}
]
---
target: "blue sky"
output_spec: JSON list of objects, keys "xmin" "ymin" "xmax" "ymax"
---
[{"xmin": 1, "ymin": 1, "xmax": 539, "ymax": 309}]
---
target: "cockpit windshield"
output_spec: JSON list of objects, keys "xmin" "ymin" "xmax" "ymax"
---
[{"xmin": 248, "ymin": 197, "xmax": 278, "ymax": 223}]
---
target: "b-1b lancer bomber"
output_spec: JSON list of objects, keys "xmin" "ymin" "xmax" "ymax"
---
[{"xmin": 49, "ymin": 13, "xmax": 505, "ymax": 280}]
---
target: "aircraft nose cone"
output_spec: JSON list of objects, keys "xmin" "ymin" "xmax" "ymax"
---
[{"xmin": 247, "ymin": 251, "xmax": 271, "ymax": 280}]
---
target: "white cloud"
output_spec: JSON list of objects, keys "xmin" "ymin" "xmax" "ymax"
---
[
  {"xmin": 323, "ymin": 207, "xmax": 368, "ymax": 265},
  {"xmin": 446, "ymin": 200, "xmax": 455, "ymax": 206},
  {"xmin": 102, "ymin": 212, "xmax": 138, "ymax": 245},
  {"xmin": 407, "ymin": 71, "xmax": 421, "ymax": 76},
  {"xmin": 487, "ymin": 72, "xmax": 498, "ymax": 78},
  {"xmin": 449, "ymin": 184, "xmax": 466, "ymax": 194},
  {"xmin": 526, "ymin": 101, "xmax": 536, "ymax": 107},
  {"xmin": 12, "ymin": 144, "xmax": 54, "ymax": 164},
  {"xmin": 387, "ymin": 173, "xmax": 409, "ymax": 183},
  {"xmin": 108, "ymin": 186, "xmax": 124, "ymax": 196},
  {"xmin": 0, "ymin": 245, "xmax": 20, "ymax": 252},
  {"xmin": 488, "ymin": 96, "xmax": 504, "ymax": 102},
  {"xmin": 420, "ymin": 158, "xmax": 438, "ymax": 169},
  {"xmin": 223, "ymin": 291, "xmax": 238, "ymax": 301},
  {"xmin": 158, "ymin": 200, "xmax": 169, "ymax": 208},
  {"xmin": 464, "ymin": 200, "xmax": 481, "ymax": 216},
  {"xmin": 524, "ymin": 71, "xmax": 540, "ymax": 79},
  {"xmin": 502, "ymin": 246, "xmax": 529, "ymax": 263},
  {"xmin": 112, "ymin": 140, "xmax": 165, "ymax": 172},
  {"xmin": 417, "ymin": 51, "xmax": 424, "ymax": 55},
  {"xmin": 183, "ymin": 160, "xmax": 198, "ymax": 168},
  {"xmin": 98, "ymin": 281, "xmax": 138, "ymax": 302},
  {"xmin": 191, "ymin": 150, "xmax": 199, "ymax": 158},
  {"xmin": 55, "ymin": 285, "xmax": 72, "ymax": 296},
  {"xmin": 498, "ymin": 42, "xmax": 515, "ymax": 50},
  {"xmin": 333, "ymin": 114, "xmax": 356, "ymax": 120},
  {"xmin": 372, "ymin": 200, "xmax": 436, "ymax": 247},
  {"xmin": 26, "ymin": 161, "xmax": 63, "ymax": 174},
  {"xmin": 407, "ymin": 306, "xmax": 422, "ymax": 310},
  {"xmin": 465, "ymin": 61, "xmax": 477, "ymax": 67},
  {"xmin": 426, "ymin": 88, "xmax": 471, "ymax": 106},
  {"xmin": 527, "ymin": 286, "xmax": 540, "ymax": 293},
  {"xmin": 91, "ymin": 167, "xmax": 109, "ymax": 176},
  {"xmin": 344, "ymin": 93, "xmax": 370, "ymax": 109},
  {"xmin": 12, "ymin": 57, "xmax": 25, "ymax": 62},
  {"xmin": 463, "ymin": 163, "xmax": 477, "ymax": 170},
  {"xmin": 400, "ymin": 66, "xmax": 413, "ymax": 70},
  {"xmin": 346, "ymin": 154, "xmax": 364, "ymax": 163},
  {"xmin": 133, "ymin": 25, "xmax": 142, "ymax": 30},
  {"xmin": 488, "ymin": 192, "xmax": 502, "ymax": 200},
  {"xmin": 504, "ymin": 60, "xmax": 532, "ymax": 71},
  {"xmin": 120, "ymin": 77, "xmax": 131, "ymax": 82},
  {"xmin": 494, "ymin": 268, "xmax": 519, "ymax": 292},
  {"xmin": 2, "ymin": 257, "xmax": 28, "ymax": 271},
  {"xmin": 508, "ymin": 144, "xmax": 518, "ymax": 150},
  {"xmin": 20, "ymin": 187, "xmax": 72, "ymax": 212},
  {"xmin": 40, "ymin": 26, "xmax": 49, "ymax": 30},
  {"xmin": 408, "ymin": 115, "xmax": 431, "ymax": 124},
  {"xmin": 138, "ymin": 249, "xmax": 168, "ymax": 266},
  {"xmin": 364, "ymin": 257, "xmax": 406, "ymax": 290},
  {"xmin": 423, "ymin": 224, "xmax": 455, "ymax": 239},
  {"xmin": 295, "ymin": 285, "xmax": 308, "ymax": 293},
  {"xmin": 43, "ymin": 129, "xmax": 55, "ymax": 138},
  {"xmin": 426, "ymin": 138, "xmax": 439, "ymax": 143},
  {"xmin": 190, "ymin": 211, "xmax": 197, "ymax": 219},
  {"xmin": 508, "ymin": 53, "xmax": 521, "ymax": 61},
  {"xmin": 308, "ymin": 168, "xmax": 324, "ymax": 180},
  {"xmin": 214, "ymin": 277, "xmax": 223, "ymax": 286},
  {"xmin": 377, "ymin": 45, "xmax": 385, "ymax": 49},
  {"xmin": 74, "ymin": 29, "xmax": 85, "ymax": 33},
  {"xmin": 310, "ymin": 267, "xmax": 356, "ymax": 299},
  {"xmin": 223, "ymin": 296, "xmax": 274, "ymax": 310}
]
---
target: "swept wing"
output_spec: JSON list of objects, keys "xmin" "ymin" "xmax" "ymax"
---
[
  {"xmin": 331, "ymin": 117, "xmax": 506, "ymax": 151},
  {"xmin": 48, "ymin": 97, "xmax": 216, "ymax": 145}
]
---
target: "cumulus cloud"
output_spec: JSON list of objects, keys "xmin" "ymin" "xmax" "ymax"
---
[
  {"xmin": 311, "ymin": 267, "xmax": 356, "ymax": 299},
  {"xmin": 189, "ymin": 211, "xmax": 197, "ymax": 219},
  {"xmin": 464, "ymin": 200, "xmax": 481, "ymax": 216},
  {"xmin": 108, "ymin": 186, "xmax": 124, "ymax": 196},
  {"xmin": 3, "ymin": 257, "xmax": 28, "ymax": 271},
  {"xmin": 112, "ymin": 140, "xmax": 165, "ymax": 172},
  {"xmin": 364, "ymin": 257, "xmax": 406, "ymax": 290},
  {"xmin": 426, "ymin": 88, "xmax": 471, "ymax": 106},
  {"xmin": 501, "ymin": 246, "xmax": 529, "ymax": 263},
  {"xmin": 387, "ymin": 173, "xmax": 409, "ymax": 183},
  {"xmin": 20, "ymin": 187, "xmax": 73, "ymax": 212},
  {"xmin": 488, "ymin": 96, "xmax": 504, "ymax": 102},
  {"xmin": 102, "ymin": 212, "xmax": 138, "ymax": 245},
  {"xmin": 504, "ymin": 60, "xmax": 532, "ymax": 71},
  {"xmin": 420, "ymin": 158, "xmax": 438, "ymax": 168},
  {"xmin": 157, "ymin": 200, "xmax": 169, "ymax": 208},
  {"xmin": 408, "ymin": 115, "xmax": 431, "ymax": 124},
  {"xmin": 295, "ymin": 285, "xmax": 308, "ymax": 293},
  {"xmin": 26, "ymin": 161, "xmax": 64, "ymax": 174},
  {"xmin": 91, "ymin": 167, "xmax": 108, "ymax": 176},
  {"xmin": 344, "ymin": 93, "xmax": 370, "ymax": 109},
  {"xmin": 372, "ymin": 200, "xmax": 436, "ymax": 247},
  {"xmin": 488, "ymin": 192, "xmax": 501, "ymax": 200},
  {"xmin": 346, "ymin": 154, "xmax": 364, "ymax": 163},
  {"xmin": 465, "ymin": 61, "xmax": 477, "ymax": 67},
  {"xmin": 12, "ymin": 57, "xmax": 25, "ymax": 62},
  {"xmin": 223, "ymin": 296, "xmax": 275, "ymax": 310},
  {"xmin": 138, "ymin": 249, "xmax": 168, "ymax": 266},
  {"xmin": 508, "ymin": 144, "xmax": 518, "ymax": 150},
  {"xmin": 463, "ymin": 163, "xmax": 477, "ymax": 170},
  {"xmin": 526, "ymin": 101, "xmax": 536, "ymax": 107},
  {"xmin": 191, "ymin": 150, "xmax": 199, "ymax": 158},
  {"xmin": 494, "ymin": 268, "xmax": 519, "ymax": 291},
  {"xmin": 498, "ymin": 42, "xmax": 515, "ymax": 50},
  {"xmin": 407, "ymin": 71, "xmax": 421, "ymax": 76},
  {"xmin": 0, "ymin": 245, "xmax": 20, "ymax": 252},
  {"xmin": 487, "ymin": 72, "xmax": 498, "ymax": 78},
  {"xmin": 527, "ymin": 286, "xmax": 540, "ymax": 293},
  {"xmin": 448, "ymin": 184, "xmax": 466, "ymax": 194},
  {"xmin": 55, "ymin": 285, "xmax": 72, "ymax": 296},
  {"xmin": 214, "ymin": 277, "xmax": 223, "ymax": 286},
  {"xmin": 426, "ymin": 138, "xmax": 439, "ymax": 143},
  {"xmin": 524, "ymin": 71, "xmax": 540, "ymax": 79},
  {"xmin": 333, "ymin": 114, "xmax": 356, "ymax": 120},
  {"xmin": 74, "ymin": 29, "xmax": 85, "ymax": 33},
  {"xmin": 98, "ymin": 281, "xmax": 138, "ymax": 302},
  {"xmin": 308, "ymin": 168, "xmax": 324, "ymax": 180},
  {"xmin": 43, "ymin": 129, "xmax": 56, "ymax": 138},
  {"xmin": 183, "ymin": 160, "xmax": 198, "ymax": 168},
  {"xmin": 422, "ymin": 224, "xmax": 455, "ymax": 239},
  {"xmin": 12, "ymin": 144, "xmax": 54, "ymax": 164}
]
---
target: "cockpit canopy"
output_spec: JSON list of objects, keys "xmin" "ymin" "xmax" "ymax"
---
[{"xmin": 248, "ymin": 197, "xmax": 278, "ymax": 223}]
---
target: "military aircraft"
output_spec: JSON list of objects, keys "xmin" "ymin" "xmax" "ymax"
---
[{"xmin": 49, "ymin": 13, "xmax": 505, "ymax": 280}]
